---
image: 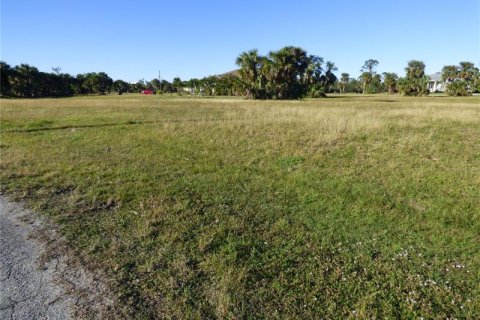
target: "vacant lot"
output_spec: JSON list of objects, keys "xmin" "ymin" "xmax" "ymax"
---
[{"xmin": 1, "ymin": 94, "xmax": 479, "ymax": 318}]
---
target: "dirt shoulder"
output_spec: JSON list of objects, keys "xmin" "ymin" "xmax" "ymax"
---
[{"xmin": 0, "ymin": 195, "xmax": 123, "ymax": 319}]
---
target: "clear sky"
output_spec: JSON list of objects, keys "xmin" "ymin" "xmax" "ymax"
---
[{"xmin": 1, "ymin": 0, "xmax": 479, "ymax": 82}]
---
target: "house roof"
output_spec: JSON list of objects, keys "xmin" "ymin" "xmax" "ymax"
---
[
  {"xmin": 429, "ymin": 72, "xmax": 442, "ymax": 81},
  {"xmin": 216, "ymin": 69, "xmax": 239, "ymax": 78}
]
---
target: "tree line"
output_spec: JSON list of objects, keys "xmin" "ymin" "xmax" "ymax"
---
[
  {"xmin": 1, "ymin": 48, "xmax": 479, "ymax": 98},
  {"xmin": 235, "ymin": 47, "xmax": 480, "ymax": 99},
  {"xmin": 0, "ymin": 61, "xmax": 245, "ymax": 98},
  {"xmin": 1, "ymin": 62, "xmax": 114, "ymax": 97}
]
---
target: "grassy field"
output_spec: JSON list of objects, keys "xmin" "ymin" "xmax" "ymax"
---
[{"xmin": 1, "ymin": 94, "xmax": 479, "ymax": 318}]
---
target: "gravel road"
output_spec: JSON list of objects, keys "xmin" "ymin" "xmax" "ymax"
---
[{"xmin": 0, "ymin": 196, "xmax": 120, "ymax": 319}]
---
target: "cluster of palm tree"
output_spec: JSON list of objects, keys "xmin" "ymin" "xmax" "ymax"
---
[
  {"xmin": 441, "ymin": 62, "xmax": 479, "ymax": 96},
  {"xmin": 235, "ymin": 47, "xmax": 337, "ymax": 99},
  {"xmin": 356, "ymin": 60, "xmax": 399, "ymax": 95},
  {"xmin": 334, "ymin": 59, "xmax": 478, "ymax": 96},
  {"xmin": 396, "ymin": 60, "xmax": 430, "ymax": 96}
]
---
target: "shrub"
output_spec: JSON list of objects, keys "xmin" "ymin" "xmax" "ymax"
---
[
  {"xmin": 396, "ymin": 77, "xmax": 430, "ymax": 96},
  {"xmin": 446, "ymin": 80, "xmax": 472, "ymax": 96}
]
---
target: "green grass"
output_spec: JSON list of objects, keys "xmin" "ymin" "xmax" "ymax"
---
[{"xmin": 1, "ymin": 94, "xmax": 479, "ymax": 318}]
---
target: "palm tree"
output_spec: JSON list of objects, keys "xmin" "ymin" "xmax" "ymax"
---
[
  {"xmin": 304, "ymin": 55, "xmax": 323, "ymax": 86},
  {"xmin": 322, "ymin": 61, "xmax": 338, "ymax": 93},
  {"xmin": 441, "ymin": 65, "xmax": 458, "ymax": 82},
  {"xmin": 400, "ymin": 60, "xmax": 428, "ymax": 96},
  {"xmin": 405, "ymin": 60, "xmax": 426, "ymax": 79},
  {"xmin": 458, "ymin": 61, "xmax": 477, "ymax": 81},
  {"xmin": 382, "ymin": 72, "xmax": 398, "ymax": 94},
  {"xmin": 359, "ymin": 72, "xmax": 372, "ymax": 94},
  {"xmin": 340, "ymin": 73, "xmax": 349, "ymax": 93},
  {"xmin": 235, "ymin": 49, "xmax": 263, "ymax": 98},
  {"xmin": 268, "ymin": 46, "xmax": 309, "ymax": 98},
  {"xmin": 361, "ymin": 59, "xmax": 379, "ymax": 74},
  {"xmin": 360, "ymin": 59, "xmax": 379, "ymax": 94}
]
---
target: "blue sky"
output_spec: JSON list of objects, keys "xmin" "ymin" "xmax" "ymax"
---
[{"xmin": 1, "ymin": 0, "xmax": 479, "ymax": 82}]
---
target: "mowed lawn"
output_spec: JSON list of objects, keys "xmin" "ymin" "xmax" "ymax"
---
[{"xmin": 1, "ymin": 94, "xmax": 479, "ymax": 318}]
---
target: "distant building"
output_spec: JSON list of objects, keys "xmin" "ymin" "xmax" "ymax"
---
[
  {"xmin": 216, "ymin": 69, "xmax": 239, "ymax": 79},
  {"xmin": 428, "ymin": 72, "xmax": 446, "ymax": 92}
]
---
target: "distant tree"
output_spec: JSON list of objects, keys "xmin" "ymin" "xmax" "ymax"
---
[
  {"xmin": 42, "ymin": 71, "xmax": 75, "ymax": 97},
  {"xmin": 372, "ymin": 74, "xmax": 383, "ymax": 93},
  {"xmin": 160, "ymin": 80, "xmax": 174, "ymax": 93},
  {"xmin": 359, "ymin": 72, "xmax": 372, "ymax": 94},
  {"xmin": 361, "ymin": 59, "xmax": 379, "ymax": 74},
  {"xmin": 12, "ymin": 64, "xmax": 41, "ymax": 97},
  {"xmin": 382, "ymin": 72, "xmax": 398, "ymax": 94},
  {"xmin": 474, "ymin": 63, "xmax": 480, "ymax": 93},
  {"xmin": 445, "ymin": 80, "xmax": 471, "ymax": 96},
  {"xmin": 340, "ymin": 73, "xmax": 349, "ymax": 93},
  {"xmin": 133, "ymin": 79, "xmax": 147, "ymax": 92},
  {"xmin": 405, "ymin": 60, "xmax": 426, "ymax": 79},
  {"xmin": 0, "ymin": 61, "xmax": 14, "ymax": 96},
  {"xmin": 441, "ymin": 65, "xmax": 459, "ymax": 82},
  {"xmin": 82, "ymin": 72, "xmax": 113, "ymax": 95},
  {"xmin": 304, "ymin": 55, "xmax": 324, "ymax": 86},
  {"xmin": 236, "ymin": 46, "xmax": 335, "ymax": 99},
  {"xmin": 199, "ymin": 76, "xmax": 217, "ymax": 95},
  {"xmin": 95, "ymin": 72, "xmax": 113, "ymax": 94},
  {"xmin": 272, "ymin": 46, "xmax": 313, "ymax": 98},
  {"xmin": 113, "ymin": 80, "xmax": 129, "ymax": 95},
  {"xmin": 442, "ymin": 61, "xmax": 478, "ymax": 96},
  {"xmin": 73, "ymin": 74, "xmax": 86, "ymax": 94},
  {"xmin": 235, "ymin": 49, "xmax": 264, "ymax": 98},
  {"xmin": 458, "ymin": 61, "xmax": 477, "ymax": 81},
  {"xmin": 185, "ymin": 78, "xmax": 201, "ymax": 94},
  {"xmin": 319, "ymin": 61, "xmax": 338, "ymax": 93},
  {"xmin": 360, "ymin": 59, "xmax": 379, "ymax": 94},
  {"xmin": 148, "ymin": 79, "xmax": 161, "ymax": 93},
  {"xmin": 397, "ymin": 60, "xmax": 429, "ymax": 96},
  {"xmin": 51, "ymin": 67, "xmax": 61, "ymax": 75},
  {"xmin": 347, "ymin": 78, "xmax": 362, "ymax": 93},
  {"xmin": 215, "ymin": 74, "xmax": 242, "ymax": 96},
  {"xmin": 172, "ymin": 77, "xmax": 182, "ymax": 92}
]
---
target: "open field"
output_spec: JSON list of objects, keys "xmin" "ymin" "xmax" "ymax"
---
[{"xmin": 1, "ymin": 94, "xmax": 479, "ymax": 318}]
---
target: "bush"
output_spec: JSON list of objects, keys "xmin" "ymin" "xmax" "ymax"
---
[
  {"xmin": 446, "ymin": 80, "xmax": 472, "ymax": 96},
  {"xmin": 309, "ymin": 89, "xmax": 327, "ymax": 98},
  {"xmin": 396, "ymin": 77, "xmax": 429, "ymax": 96}
]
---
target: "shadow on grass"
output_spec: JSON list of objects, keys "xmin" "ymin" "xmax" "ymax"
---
[{"xmin": 4, "ymin": 118, "xmax": 243, "ymax": 133}]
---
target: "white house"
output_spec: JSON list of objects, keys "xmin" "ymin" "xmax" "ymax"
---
[{"xmin": 428, "ymin": 72, "xmax": 446, "ymax": 92}]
